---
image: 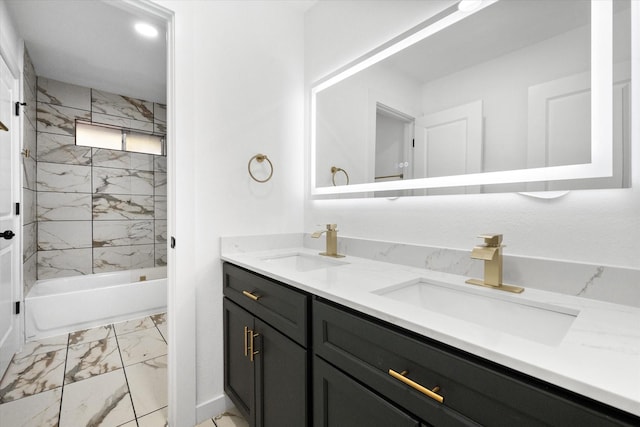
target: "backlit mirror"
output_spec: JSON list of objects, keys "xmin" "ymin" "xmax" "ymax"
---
[{"xmin": 312, "ymin": 0, "xmax": 632, "ymax": 197}]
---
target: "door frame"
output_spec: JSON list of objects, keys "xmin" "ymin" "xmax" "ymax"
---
[
  {"xmin": 118, "ymin": 1, "xmax": 196, "ymax": 426},
  {"xmin": 3, "ymin": 1, "xmax": 196, "ymax": 425}
]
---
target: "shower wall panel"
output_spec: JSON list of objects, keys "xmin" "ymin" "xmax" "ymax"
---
[
  {"xmin": 22, "ymin": 49, "xmax": 37, "ymax": 295},
  {"xmin": 34, "ymin": 77, "xmax": 167, "ymax": 279}
]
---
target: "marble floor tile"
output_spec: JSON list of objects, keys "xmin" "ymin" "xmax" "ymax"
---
[
  {"xmin": 150, "ymin": 312, "xmax": 166, "ymax": 326},
  {"xmin": 65, "ymin": 337, "xmax": 122, "ymax": 384},
  {"xmin": 16, "ymin": 335, "xmax": 68, "ymax": 359},
  {"xmin": 114, "ymin": 316, "xmax": 155, "ymax": 335},
  {"xmin": 0, "ymin": 387, "xmax": 61, "ymax": 427},
  {"xmin": 68, "ymin": 324, "xmax": 114, "ymax": 345},
  {"xmin": 151, "ymin": 313, "xmax": 168, "ymax": 342},
  {"xmin": 156, "ymin": 323, "xmax": 168, "ymax": 343},
  {"xmin": 59, "ymin": 368, "xmax": 135, "ymax": 427},
  {"xmin": 117, "ymin": 327, "xmax": 167, "ymax": 366},
  {"xmin": 125, "ymin": 355, "xmax": 167, "ymax": 418},
  {"xmin": 2, "ymin": 318, "xmax": 169, "ymax": 426},
  {"xmin": 0, "ymin": 349, "xmax": 66, "ymax": 403},
  {"xmin": 214, "ymin": 407, "xmax": 250, "ymax": 427},
  {"xmin": 196, "ymin": 419, "xmax": 215, "ymax": 427},
  {"xmin": 137, "ymin": 406, "xmax": 168, "ymax": 427}
]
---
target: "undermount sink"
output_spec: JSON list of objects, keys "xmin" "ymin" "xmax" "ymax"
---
[
  {"xmin": 261, "ymin": 252, "xmax": 349, "ymax": 272},
  {"xmin": 374, "ymin": 279, "xmax": 579, "ymax": 346}
]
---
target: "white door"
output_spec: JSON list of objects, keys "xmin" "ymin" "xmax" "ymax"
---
[
  {"xmin": 413, "ymin": 100, "xmax": 483, "ymax": 196},
  {"xmin": 0, "ymin": 53, "xmax": 20, "ymax": 377},
  {"xmin": 527, "ymin": 69, "xmax": 630, "ymax": 191}
]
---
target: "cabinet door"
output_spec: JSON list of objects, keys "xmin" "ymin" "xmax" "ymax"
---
[
  {"xmin": 223, "ymin": 298, "xmax": 255, "ymax": 425},
  {"xmin": 314, "ymin": 356, "xmax": 420, "ymax": 427},
  {"xmin": 255, "ymin": 319, "xmax": 308, "ymax": 427}
]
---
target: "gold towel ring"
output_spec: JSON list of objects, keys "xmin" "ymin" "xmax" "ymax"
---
[
  {"xmin": 248, "ymin": 154, "xmax": 273, "ymax": 183},
  {"xmin": 331, "ymin": 166, "xmax": 349, "ymax": 186}
]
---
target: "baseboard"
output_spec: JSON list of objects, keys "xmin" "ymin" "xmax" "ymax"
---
[{"xmin": 196, "ymin": 393, "xmax": 234, "ymax": 424}]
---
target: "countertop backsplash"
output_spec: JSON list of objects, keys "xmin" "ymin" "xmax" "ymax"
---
[{"xmin": 221, "ymin": 233, "xmax": 640, "ymax": 308}]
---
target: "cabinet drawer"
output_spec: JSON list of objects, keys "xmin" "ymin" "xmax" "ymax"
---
[
  {"xmin": 223, "ymin": 262, "xmax": 309, "ymax": 347},
  {"xmin": 314, "ymin": 356, "xmax": 421, "ymax": 427},
  {"xmin": 313, "ymin": 299, "xmax": 638, "ymax": 427}
]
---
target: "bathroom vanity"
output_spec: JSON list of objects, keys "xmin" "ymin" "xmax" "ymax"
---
[
  {"xmin": 223, "ymin": 263, "xmax": 309, "ymax": 426},
  {"xmin": 222, "ymin": 245, "xmax": 640, "ymax": 426}
]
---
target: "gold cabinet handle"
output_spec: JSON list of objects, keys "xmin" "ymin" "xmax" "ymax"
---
[
  {"xmin": 388, "ymin": 369, "xmax": 444, "ymax": 403},
  {"xmin": 243, "ymin": 326, "xmax": 249, "ymax": 357},
  {"xmin": 249, "ymin": 330, "xmax": 260, "ymax": 362},
  {"xmin": 242, "ymin": 290, "xmax": 260, "ymax": 301}
]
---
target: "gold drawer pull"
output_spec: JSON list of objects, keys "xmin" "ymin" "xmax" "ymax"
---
[
  {"xmin": 242, "ymin": 290, "xmax": 260, "ymax": 301},
  {"xmin": 388, "ymin": 369, "xmax": 444, "ymax": 403}
]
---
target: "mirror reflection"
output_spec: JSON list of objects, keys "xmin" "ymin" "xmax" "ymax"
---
[{"xmin": 314, "ymin": 0, "xmax": 631, "ymax": 196}]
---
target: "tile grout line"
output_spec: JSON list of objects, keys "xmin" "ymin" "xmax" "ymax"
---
[
  {"xmin": 113, "ymin": 324, "xmax": 140, "ymax": 427},
  {"xmin": 154, "ymin": 319, "xmax": 167, "ymax": 345},
  {"xmin": 57, "ymin": 332, "xmax": 71, "ymax": 427}
]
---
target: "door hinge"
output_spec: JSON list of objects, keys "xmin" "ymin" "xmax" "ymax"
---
[
  {"xmin": 15, "ymin": 202, "xmax": 20, "ymax": 215},
  {"xmin": 170, "ymin": 236, "xmax": 176, "ymax": 249},
  {"xmin": 14, "ymin": 301, "xmax": 20, "ymax": 315},
  {"xmin": 15, "ymin": 102, "xmax": 26, "ymax": 116},
  {"xmin": 412, "ymin": 138, "xmax": 415, "ymax": 148}
]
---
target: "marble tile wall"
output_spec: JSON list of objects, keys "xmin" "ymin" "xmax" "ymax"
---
[
  {"xmin": 34, "ymin": 77, "xmax": 167, "ymax": 280},
  {"xmin": 23, "ymin": 49, "xmax": 37, "ymax": 295}
]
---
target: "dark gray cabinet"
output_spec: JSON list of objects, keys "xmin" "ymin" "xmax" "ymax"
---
[
  {"xmin": 313, "ymin": 355, "xmax": 421, "ymax": 427},
  {"xmin": 223, "ymin": 263, "xmax": 309, "ymax": 427},
  {"xmin": 223, "ymin": 298, "xmax": 255, "ymax": 420},
  {"xmin": 223, "ymin": 262, "xmax": 640, "ymax": 427},
  {"xmin": 313, "ymin": 298, "xmax": 640, "ymax": 427}
]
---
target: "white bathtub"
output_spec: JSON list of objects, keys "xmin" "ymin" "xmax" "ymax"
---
[{"xmin": 25, "ymin": 267, "xmax": 167, "ymax": 341}]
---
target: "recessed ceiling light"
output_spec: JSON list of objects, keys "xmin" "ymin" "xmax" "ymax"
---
[
  {"xmin": 135, "ymin": 22, "xmax": 158, "ymax": 38},
  {"xmin": 458, "ymin": 0, "xmax": 483, "ymax": 13}
]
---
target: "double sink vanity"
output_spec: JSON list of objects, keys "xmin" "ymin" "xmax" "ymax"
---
[
  {"xmin": 221, "ymin": 233, "xmax": 640, "ymax": 426},
  {"xmin": 220, "ymin": 0, "xmax": 639, "ymax": 423}
]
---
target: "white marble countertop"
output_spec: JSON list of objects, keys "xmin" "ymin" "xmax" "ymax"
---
[{"xmin": 221, "ymin": 245, "xmax": 640, "ymax": 417}]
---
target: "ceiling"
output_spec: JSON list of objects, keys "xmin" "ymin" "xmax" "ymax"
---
[
  {"xmin": 383, "ymin": 0, "xmax": 591, "ymax": 85},
  {"xmin": 5, "ymin": 0, "xmax": 167, "ymax": 103}
]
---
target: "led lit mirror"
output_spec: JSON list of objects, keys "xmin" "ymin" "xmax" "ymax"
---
[{"xmin": 312, "ymin": 0, "xmax": 632, "ymax": 197}]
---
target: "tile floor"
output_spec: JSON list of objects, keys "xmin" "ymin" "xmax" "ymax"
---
[{"xmin": 0, "ymin": 313, "xmax": 248, "ymax": 427}]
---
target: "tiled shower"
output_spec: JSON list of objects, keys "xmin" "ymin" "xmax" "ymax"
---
[{"xmin": 21, "ymin": 49, "xmax": 168, "ymax": 291}]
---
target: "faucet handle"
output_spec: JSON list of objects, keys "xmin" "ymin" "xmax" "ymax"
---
[{"xmin": 477, "ymin": 234, "xmax": 502, "ymax": 247}]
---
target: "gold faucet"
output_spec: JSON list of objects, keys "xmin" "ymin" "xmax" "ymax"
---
[
  {"xmin": 466, "ymin": 234, "xmax": 524, "ymax": 293},
  {"xmin": 311, "ymin": 224, "xmax": 345, "ymax": 258}
]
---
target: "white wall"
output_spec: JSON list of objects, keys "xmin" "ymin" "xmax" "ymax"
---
[
  {"xmin": 0, "ymin": 0, "xmax": 21, "ymax": 76},
  {"xmin": 155, "ymin": 0, "xmax": 304, "ymax": 423},
  {"xmin": 315, "ymin": 64, "xmax": 420, "ymax": 187},
  {"xmin": 420, "ymin": 22, "xmax": 590, "ymax": 174},
  {"xmin": 305, "ymin": 1, "xmax": 640, "ymax": 268}
]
